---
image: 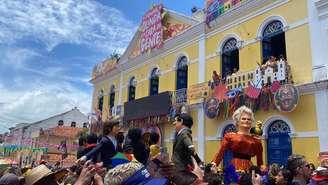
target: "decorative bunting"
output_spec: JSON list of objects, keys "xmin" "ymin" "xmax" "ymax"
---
[
  {"xmin": 206, "ymin": 0, "xmax": 248, "ymax": 25},
  {"xmin": 226, "ymin": 87, "xmax": 242, "ymax": 99},
  {"xmin": 1, "ymin": 146, "xmax": 48, "ymax": 153},
  {"xmin": 245, "ymin": 83, "xmax": 261, "ymax": 99},
  {"xmin": 4, "ymin": 136, "xmax": 79, "ymax": 150},
  {"xmin": 213, "ymin": 83, "xmax": 229, "ymax": 102}
]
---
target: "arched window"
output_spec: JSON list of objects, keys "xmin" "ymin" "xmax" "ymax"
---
[
  {"xmin": 149, "ymin": 68, "xmax": 159, "ymax": 96},
  {"xmin": 222, "ymin": 124, "xmax": 237, "ymax": 168},
  {"xmin": 128, "ymin": 77, "xmax": 136, "ymax": 102},
  {"xmin": 221, "ymin": 38, "xmax": 239, "ymax": 78},
  {"xmin": 267, "ymin": 120, "xmax": 292, "ymax": 166},
  {"xmin": 262, "ymin": 20, "xmax": 286, "ymax": 63},
  {"xmin": 98, "ymin": 90, "xmax": 104, "ymax": 111},
  {"xmin": 58, "ymin": 120, "xmax": 64, "ymax": 126},
  {"xmin": 109, "ymin": 85, "xmax": 115, "ymax": 110},
  {"xmin": 176, "ymin": 56, "xmax": 188, "ymax": 90},
  {"xmin": 71, "ymin": 121, "xmax": 76, "ymax": 127}
]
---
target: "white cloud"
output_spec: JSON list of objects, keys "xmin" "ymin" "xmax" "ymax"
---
[
  {"xmin": 0, "ymin": 47, "xmax": 41, "ymax": 68},
  {"xmin": 0, "ymin": 81, "xmax": 91, "ymax": 133},
  {"xmin": 0, "ymin": 0, "xmax": 136, "ymax": 52},
  {"xmin": 0, "ymin": 46, "xmax": 90, "ymax": 87},
  {"xmin": 0, "ymin": 0, "xmax": 137, "ymax": 133}
]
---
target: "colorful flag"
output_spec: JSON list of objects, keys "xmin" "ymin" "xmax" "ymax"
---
[
  {"xmin": 245, "ymin": 84, "xmax": 261, "ymax": 99},
  {"xmin": 226, "ymin": 87, "xmax": 243, "ymax": 99},
  {"xmin": 214, "ymin": 83, "xmax": 229, "ymax": 101}
]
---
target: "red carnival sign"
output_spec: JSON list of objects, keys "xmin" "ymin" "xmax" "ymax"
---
[{"xmin": 140, "ymin": 4, "xmax": 163, "ymax": 53}]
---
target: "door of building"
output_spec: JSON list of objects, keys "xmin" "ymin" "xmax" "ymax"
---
[{"xmin": 267, "ymin": 120, "xmax": 292, "ymax": 166}]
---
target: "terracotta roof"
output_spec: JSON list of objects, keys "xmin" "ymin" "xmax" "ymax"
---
[{"xmin": 45, "ymin": 126, "xmax": 83, "ymax": 138}]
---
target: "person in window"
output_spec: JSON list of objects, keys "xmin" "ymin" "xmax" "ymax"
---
[
  {"xmin": 286, "ymin": 154, "xmax": 312, "ymax": 185},
  {"xmin": 279, "ymin": 54, "xmax": 286, "ymax": 62},
  {"xmin": 212, "ymin": 70, "xmax": 221, "ymax": 86},
  {"xmin": 232, "ymin": 68, "xmax": 239, "ymax": 75},
  {"xmin": 171, "ymin": 113, "xmax": 203, "ymax": 185},
  {"xmin": 211, "ymin": 106, "xmax": 263, "ymax": 172},
  {"xmin": 264, "ymin": 56, "xmax": 278, "ymax": 71},
  {"xmin": 77, "ymin": 121, "xmax": 120, "ymax": 168}
]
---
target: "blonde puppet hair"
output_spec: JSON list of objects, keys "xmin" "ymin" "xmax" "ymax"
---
[{"xmin": 232, "ymin": 106, "xmax": 255, "ymax": 126}]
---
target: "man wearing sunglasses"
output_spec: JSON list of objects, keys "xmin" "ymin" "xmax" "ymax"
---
[{"xmin": 286, "ymin": 154, "xmax": 312, "ymax": 185}]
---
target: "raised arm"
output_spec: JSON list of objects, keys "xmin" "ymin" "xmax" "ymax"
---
[
  {"xmin": 212, "ymin": 134, "xmax": 229, "ymax": 166},
  {"xmin": 84, "ymin": 140, "xmax": 104, "ymax": 161}
]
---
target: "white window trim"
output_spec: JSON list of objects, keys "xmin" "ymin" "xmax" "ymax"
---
[
  {"xmin": 217, "ymin": 34, "xmax": 242, "ymax": 55},
  {"xmin": 256, "ymin": 15, "xmax": 288, "ymax": 40},
  {"xmin": 262, "ymin": 115, "xmax": 296, "ymax": 139}
]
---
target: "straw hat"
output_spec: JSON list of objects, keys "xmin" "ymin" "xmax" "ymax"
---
[
  {"xmin": 24, "ymin": 165, "xmax": 56, "ymax": 185},
  {"xmin": 104, "ymin": 162, "xmax": 143, "ymax": 185}
]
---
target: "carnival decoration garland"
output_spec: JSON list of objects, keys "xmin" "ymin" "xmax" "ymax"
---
[
  {"xmin": 4, "ymin": 136, "xmax": 79, "ymax": 150},
  {"xmin": 206, "ymin": 0, "xmax": 249, "ymax": 26},
  {"xmin": 1, "ymin": 146, "xmax": 48, "ymax": 153},
  {"xmin": 213, "ymin": 83, "xmax": 229, "ymax": 102},
  {"xmin": 204, "ymin": 78, "xmax": 299, "ymax": 119}
]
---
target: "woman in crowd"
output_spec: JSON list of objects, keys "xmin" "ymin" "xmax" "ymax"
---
[
  {"xmin": 127, "ymin": 128, "xmax": 149, "ymax": 165},
  {"xmin": 149, "ymin": 132, "xmax": 160, "ymax": 158},
  {"xmin": 275, "ymin": 168, "xmax": 293, "ymax": 185},
  {"xmin": 212, "ymin": 106, "xmax": 263, "ymax": 171}
]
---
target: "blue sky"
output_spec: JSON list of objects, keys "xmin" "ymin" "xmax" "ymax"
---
[{"xmin": 0, "ymin": 0, "xmax": 203, "ymax": 133}]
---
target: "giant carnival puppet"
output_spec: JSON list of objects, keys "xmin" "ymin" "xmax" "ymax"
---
[{"xmin": 212, "ymin": 106, "xmax": 263, "ymax": 172}]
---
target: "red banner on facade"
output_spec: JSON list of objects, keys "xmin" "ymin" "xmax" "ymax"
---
[{"xmin": 140, "ymin": 4, "xmax": 163, "ymax": 53}]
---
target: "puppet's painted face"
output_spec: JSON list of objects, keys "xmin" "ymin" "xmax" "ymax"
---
[
  {"xmin": 280, "ymin": 88, "xmax": 293, "ymax": 109},
  {"xmin": 208, "ymin": 99, "xmax": 218, "ymax": 112},
  {"xmin": 237, "ymin": 113, "xmax": 252, "ymax": 131},
  {"xmin": 205, "ymin": 98, "xmax": 219, "ymax": 119},
  {"xmin": 275, "ymin": 85, "xmax": 299, "ymax": 112}
]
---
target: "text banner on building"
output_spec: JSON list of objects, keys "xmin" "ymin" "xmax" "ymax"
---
[
  {"xmin": 187, "ymin": 82, "xmax": 209, "ymax": 101},
  {"xmin": 206, "ymin": 0, "xmax": 248, "ymax": 25},
  {"xmin": 140, "ymin": 4, "xmax": 164, "ymax": 53}
]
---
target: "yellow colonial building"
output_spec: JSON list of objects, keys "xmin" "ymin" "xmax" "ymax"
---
[{"xmin": 90, "ymin": 0, "xmax": 328, "ymax": 167}]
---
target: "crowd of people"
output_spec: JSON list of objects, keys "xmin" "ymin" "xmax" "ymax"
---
[{"xmin": 1, "ymin": 106, "xmax": 328, "ymax": 185}]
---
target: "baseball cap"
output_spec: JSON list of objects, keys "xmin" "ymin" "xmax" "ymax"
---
[
  {"xmin": 122, "ymin": 167, "xmax": 167, "ymax": 185},
  {"xmin": 312, "ymin": 174, "xmax": 328, "ymax": 182}
]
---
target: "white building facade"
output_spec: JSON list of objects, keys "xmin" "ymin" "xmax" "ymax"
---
[{"xmin": 307, "ymin": 0, "xmax": 328, "ymax": 152}]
